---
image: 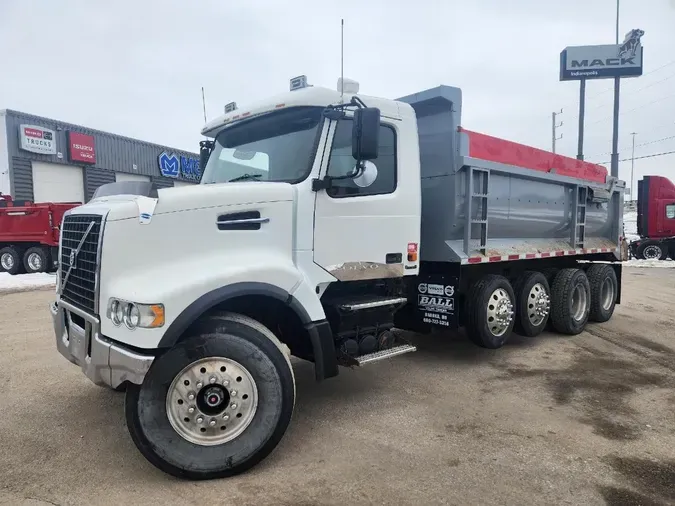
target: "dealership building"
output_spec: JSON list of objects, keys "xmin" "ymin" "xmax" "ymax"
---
[{"xmin": 0, "ymin": 109, "xmax": 200, "ymax": 203}]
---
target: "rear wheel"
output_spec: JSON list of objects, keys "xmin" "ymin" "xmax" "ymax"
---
[
  {"xmin": 465, "ymin": 274, "xmax": 515, "ymax": 349},
  {"xmin": 636, "ymin": 241, "xmax": 667, "ymax": 260},
  {"xmin": 0, "ymin": 246, "xmax": 23, "ymax": 275},
  {"xmin": 513, "ymin": 271, "xmax": 551, "ymax": 337},
  {"xmin": 550, "ymin": 268, "xmax": 590, "ymax": 335},
  {"xmin": 23, "ymin": 246, "xmax": 48, "ymax": 273},
  {"xmin": 125, "ymin": 312, "xmax": 295, "ymax": 480},
  {"xmin": 586, "ymin": 264, "xmax": 618, "ymax": 322}
]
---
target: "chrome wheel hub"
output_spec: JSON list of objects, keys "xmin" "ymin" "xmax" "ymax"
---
[
  {"xmin": 601, "ymin": 277, "xmax": 615, "ymax": 311},
  {"xmin": 571, "ymin": 284, "xmax": 588, "ymax": 322},
  {"xmin": 643, "ymin": 245, "xmax": 661, "ymax": 259},
  {"xmin": 527, "ymin": 283, "xmax": 550, "ymax": 326},
  {"xmin": 1, "ymin": 253, "xmax": 13, "ymax": 270},
  {"xmin": 28, "ymin": 252, "xmax": 41, "ymax": 271},
  {"xmin": 166, "ymin": 357, "xmax": 258, "ymax": 446},
  {"xmin": 487, "ymin": 288, "xmax": 514, "ymax": 337}
]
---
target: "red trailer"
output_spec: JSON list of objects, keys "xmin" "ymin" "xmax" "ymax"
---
[
  {"xmin": 0, "ymin": 194, "xmax": 80, "ymax": 275},
  {"xmin": 629, "ymin": 176, "xmax": 675, "ymax": 260}
]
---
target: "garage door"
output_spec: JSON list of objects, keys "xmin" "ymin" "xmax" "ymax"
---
[
  {"xmin": 32, "ymin": 162, "xmax": 84, "ymax": 203},
  {"xmin": 115, "ymin": 172, "xmax": 151, "ymax": 183},
  {"xmin": 173, "ymin": 180, "xmax": 195, "ymax": 187}
]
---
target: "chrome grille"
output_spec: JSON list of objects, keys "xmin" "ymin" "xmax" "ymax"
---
[{"xmin": 60, "ymin": 214, "xmax": 102, "ymax": 314}]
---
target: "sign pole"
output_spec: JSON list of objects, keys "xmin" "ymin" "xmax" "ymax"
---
[
  {"xmin": 577, "ymin": 79, "xmax": 586, "ymax": 160},
  {"xmin": 610, "ymin": 0, "xmax": 620, "ymax": 178}
]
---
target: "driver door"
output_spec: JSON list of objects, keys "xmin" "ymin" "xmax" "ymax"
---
[{"xmin": 313, "ymin": 116, "xmax": 416, "ymax": 281}]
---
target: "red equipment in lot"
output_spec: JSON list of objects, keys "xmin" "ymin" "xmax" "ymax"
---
[
  {"xmin": 629, "ymin": 176, "xmax": 675, "ymax": 260},
  {"xmin": 0, "ymin": 194, "xmax": 80, "ymax": 275}
]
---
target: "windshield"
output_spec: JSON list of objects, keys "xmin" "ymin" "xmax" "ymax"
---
[{"xmin": 201, "ymin": 106, "xmax": 324, "ymax": 184}]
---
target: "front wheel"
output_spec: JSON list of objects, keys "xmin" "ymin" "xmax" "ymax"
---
[
  {"xmin": 125, "ymin": 313, "xmax": 295, "ymax": 480},
  {"xmin": 636, "ymin": 241, "xmax": 668, "ymax": 260}
]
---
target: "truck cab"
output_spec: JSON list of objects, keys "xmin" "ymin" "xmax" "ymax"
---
[{"xmin": 630, "ymin": 175, "xmax": 675, "ymax": 260}]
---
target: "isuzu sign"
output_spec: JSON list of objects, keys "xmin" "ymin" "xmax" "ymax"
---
[
  {"xmin": 560, "ymin": 29, "xmax": 644, "ymax": 81},
  {"xmin": 68, "ymin": 131, "xmax": 96, "ymax": 164},
  {"xmin": 19, "ymin": 124, "xmax": 57, "ymax": 155}
]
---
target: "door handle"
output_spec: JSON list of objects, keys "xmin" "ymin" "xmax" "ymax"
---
[{"xmin": 216, "ymin": 217, "xmax": 269, "ymax": 226}]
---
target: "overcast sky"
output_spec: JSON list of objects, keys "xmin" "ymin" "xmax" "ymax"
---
[{"xmin": 1, "ymin": 0, "xmax": 674, "ymax": 194}]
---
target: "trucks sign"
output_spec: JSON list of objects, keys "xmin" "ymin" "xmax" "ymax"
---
[
  {"xmin": 560, "ymin": 29, "xmax": 644, "ymax": 81},
  {"xmin": 19, "ymin": 124, "xmax": 57, "ymax": 155}
]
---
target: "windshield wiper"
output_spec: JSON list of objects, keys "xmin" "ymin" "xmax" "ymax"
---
[{"xmin": 228, "ymin": 173, "xmax": 263, "ymax": 183}]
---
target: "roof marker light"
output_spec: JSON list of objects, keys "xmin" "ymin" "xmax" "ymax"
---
[{"xmin": 290, "ymin": 75, "xmax": 308, "ymax": 91}]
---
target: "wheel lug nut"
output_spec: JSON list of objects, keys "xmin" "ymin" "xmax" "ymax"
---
[
  {"xmin": 223, "ymin": 414, "xmax": 230, "ymax": 421},
  {"xmin": 196, "ymin": 382, "xmax": 203, "ymax": 389},
  {"xmin": 223, "ymin": 380, "xmax": 229, "ymax": 386},
  {"xmin": 230, "ymin": 403, "xmax": 237, "ymax": 410},
  {"xmin": 196, "ymin": 416, "xmax": 203, "ymax": 423},
  {"xmin": 209, "ymin": 376, "xmax": 217, "ymax": 384},
  {"xmin": 209, "ymin": 419, "xmax": 216, "ymax": 426},
  {"xmin": 230, "ymin": 390, "xmax": 237, "ymax": 397},
  {"xmin": 188, "ymin": 407, "xmax": 195, "ymax": 414},
  {"xmin": 188, "ymin": 392, "xmax": 195, "ymax": 400}
]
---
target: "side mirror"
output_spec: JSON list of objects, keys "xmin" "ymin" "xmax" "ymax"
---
[
  {"xmin": 352, "ymin": 107, "xmax": 380, "ymax": 162},
  {"xmin": 199, "ymin": 140, "xmax": 214, "ymax": 170}
]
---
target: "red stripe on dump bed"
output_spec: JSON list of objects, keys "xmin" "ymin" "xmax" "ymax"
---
[
  {"xmin": 540, "ymin": 252, "xmax": 551, "ymax": 257},
  {"xmin": 458, "ymin": 128, "xmax": 608, "ymax": 183},
  {"xmin": 508, "ymin": 254, "xmax": 520, "ymax": 260},
  {"xmin": 489, "ymin": 255, "xmax": 502, "ymax": 262},
  {"xmin": 555, "ymin": 251, "xmax": 565, "ymax": 256},
  {"xmin": 467, "ymin": 257, "xmax": 483, "ymax": 264},
  {"xmin": 525, "ymin": 253, "xmax": 536, "ymax": 259},
  {"xmin": 462, "ymin": 247, "xmax": 619, "ymax": 264}
]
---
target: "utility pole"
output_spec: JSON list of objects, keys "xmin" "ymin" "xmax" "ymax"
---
[
  {"xmin": 630, "ymin": 132, "xmax": 637, "ymax": 201},
  {"xmin": 552, "ymin": 109, "xmax": 563, "ymax": 153}
]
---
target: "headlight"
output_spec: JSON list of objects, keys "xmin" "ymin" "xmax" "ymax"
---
[
  {"xmin": 107, "ymin": 298, "xmax": 164, "ymax": 329},
  {"xmin": 110, "ymin": 299, "xmax": 123, "ymax": 326}
]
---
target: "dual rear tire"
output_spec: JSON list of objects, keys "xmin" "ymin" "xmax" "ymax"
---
[
  {"xmin": 465, "ymin": 264, "xmax": 617, "ymax": 348},
  {"xmin": 0, "ymin": 245, "xmax": 49, "ymax": 275}
]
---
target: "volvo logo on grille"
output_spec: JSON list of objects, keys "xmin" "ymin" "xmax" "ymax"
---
[{"xmin": 69, "ymin": 250, "xmax": 76, "ymax": 268}]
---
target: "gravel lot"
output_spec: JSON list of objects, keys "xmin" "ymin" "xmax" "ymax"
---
[{"xmin": 0, "ymin": 268, "xmax": 674, "ymax": 506}]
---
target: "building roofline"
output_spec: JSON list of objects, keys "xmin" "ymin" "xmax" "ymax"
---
[{"xmin": 3, "ymin": 108, "xmax": 198, "ymax": 155}]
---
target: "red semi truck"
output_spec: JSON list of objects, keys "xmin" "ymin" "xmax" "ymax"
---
[
  {"xmin": 629, "ymin": 175, "xmax": 675, "ymax": 260},
  {"xmin": 0, "ymin": 194, "xmax": 80, "ymax": 275}
]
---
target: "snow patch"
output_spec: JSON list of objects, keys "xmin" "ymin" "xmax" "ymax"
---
[
  {"xmin": 623, "ymin": 259, "xmax": 675, "ymax": 268},
  {"xmin": 623, "ymin": 211, "xmax": 639, "ymax": 242},
  {"xmin": 0, "ymin": 272, "xmax": 56, "ymax": 293}
]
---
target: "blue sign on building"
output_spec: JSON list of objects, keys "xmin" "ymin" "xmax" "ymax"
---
[
  {"xmin": 180, "ymin": 156, "xmax": 201, "ymax": 180},
  {"xmin": 158, "ymin": 151, "xmax": 180, "ymax": 178},
  {"xmin": 157, "ymin": 152, "xmax": 202, "ymax": 180}
]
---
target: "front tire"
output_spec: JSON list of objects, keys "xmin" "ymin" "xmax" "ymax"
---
[
  {"xmin": 465, "ymin": 274, "xmax": 515, "ymax": 349},
  {"xmin": 125, "ymin": 313, "xmax": 295, "ymax": 480},
  {"xmin": 550, "ymin": 268, "xmax": 591, "ymax": 335},
  {"xmin": 636, "ymin": 240, "xmax": 667, "ymax": 260}
]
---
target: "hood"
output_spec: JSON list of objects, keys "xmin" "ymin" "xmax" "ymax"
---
[{"xmin": 74, "ymin": 182, "xmax": 295, "ymax": 222}]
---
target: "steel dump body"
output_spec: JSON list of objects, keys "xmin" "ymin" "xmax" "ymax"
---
[{"xmin": 398, "ymin": 86, "xmax": 624, "ymax": 264}]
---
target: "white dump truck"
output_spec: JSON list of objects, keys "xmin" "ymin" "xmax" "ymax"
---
[{"xmin": 51, "ymin": 76, "xmax": 625, "ymax": 479}]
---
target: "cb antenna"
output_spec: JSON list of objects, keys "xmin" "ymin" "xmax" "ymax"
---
[
  {"xmin": 201, "ymin": 86, "xmax": 208, "ymax": 123},
  {"xmin": 340, "ymin": 18, "xmax": 344, "ymax": 102}
]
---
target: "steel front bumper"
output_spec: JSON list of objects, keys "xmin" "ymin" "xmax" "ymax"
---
[{"xmin": 51, "ymin": 300, "xmax": 154, "ymax": 389}]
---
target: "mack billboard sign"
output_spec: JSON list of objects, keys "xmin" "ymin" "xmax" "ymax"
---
[{"xmin": 560, "ymin": 29, "xmax": 644, "ymax": 81}]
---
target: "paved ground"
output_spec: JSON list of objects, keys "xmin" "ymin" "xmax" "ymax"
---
[{"xmin": 0, "ymin": 268, "xmax": 674, "ymax": 506}]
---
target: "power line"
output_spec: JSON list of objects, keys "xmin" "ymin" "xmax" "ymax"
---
[
  {"xmin": 585, "ymin": 91, "xmax": 675, "ymax": 128},
  {"xmin": 595, "ymin": 149, "xmax": 675, "ymax": 165},
  {"xmin": 587, "ymin": 133, "xmax": 675, "ymax": 159}
]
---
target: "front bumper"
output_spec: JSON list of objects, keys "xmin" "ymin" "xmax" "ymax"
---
[{"xmin": 51, "ymin": 299, "xmax": 155, "ymax": 389}]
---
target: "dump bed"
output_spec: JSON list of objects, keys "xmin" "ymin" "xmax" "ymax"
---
[
  {"xmin": 0, "ymin": 196, "xmax": 79, "ymax": 246},
  {"xmin": 397, "ymin": 86, "xmax": 624, "ymax": 264}
]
